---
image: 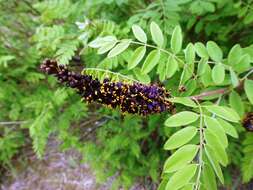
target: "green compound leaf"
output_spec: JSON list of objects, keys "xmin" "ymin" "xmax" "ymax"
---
[
  {"xmin": 165, "ymin": 111, "xmax": 199, "ymax": 127},
  {"xmin": 206, "ymin": 41, "xmax": 223, "ymax": 62},
  {"xmin": 132, "ymin": 24, "xmax": 147, "ymax": 43},
  {"xmin": 141, "ymin": 49, "xmax": 160, "ymax": 74},
  {"xmin": 165, "ymin": 164, "xmax": 197, "ymax": 190},
  {"xmin": 150, "ymin": 21, "xmax": 164, "ymax": 47},
  {"xmin": 171, "ymin": 25, "xmax": 182, "ymax": 54},
  {"xmin": 164, "ymin": 126, "xmax": 197, "ymax": 150},
  {"xmin": 163, "ymin": 144, "xmax": 199, "ymax": 173},
  {"xmin": 128, "ymin": 46, "xmax": 146, "ymax": 70}
]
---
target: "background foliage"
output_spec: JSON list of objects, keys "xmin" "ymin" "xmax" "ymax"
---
[{"xmin": 0, "ymin": 0, "xmax": 253, "ymax": 189}]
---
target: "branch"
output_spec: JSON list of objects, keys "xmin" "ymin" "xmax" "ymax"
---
[
  {"xmin": 81, "ymin": 117, "xmax": 111, "ymax": 140},
  {"xmin": 0, "ymin": 121, "xmax": 29, "ymax": 125},
  {"xmin": 190, "ymin": 88, "xmax": 229, "ymax": 100},
  {"xmin": 242, "ymin": 68, "xmax": 253, "ymax": 80},
  {"xmin": 190, "ymin": 68, "xmax": 253, "ymax": 101}
]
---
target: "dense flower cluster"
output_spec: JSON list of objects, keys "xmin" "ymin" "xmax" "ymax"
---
[
  {"xmin": 40, "ymin": 59, "xmax": 174, "ymax": 115},
  {"xmin": 242, "ymin": 112, "xmax": 253, "ymax": 132}
]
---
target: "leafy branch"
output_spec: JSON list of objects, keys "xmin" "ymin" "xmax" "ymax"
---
[{"xmin": 86, "ymin": 21, "xmax": 253, "ymax": 190}]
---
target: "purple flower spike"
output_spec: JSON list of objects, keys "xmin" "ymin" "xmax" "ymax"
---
[{"xmin": 40, "ymin": 59, "xmax": 174, "ymax": 116}]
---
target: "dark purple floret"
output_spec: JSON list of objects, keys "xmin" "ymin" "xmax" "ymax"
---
[
  {"xmin": 40, "ymin": 59, "xmax": 174, "ymax": 115},
  {"xmin": 242, "ymin": 112, "xmax": 253, "ymax": 132}
]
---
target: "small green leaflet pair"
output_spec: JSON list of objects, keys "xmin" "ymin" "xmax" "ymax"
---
[
  {"xmin": 159, "ymin": 97, "xmax": 240, "ymax": 190},
  {"xmin": 132, "ymin": 22, "xmax": 165, "ymax": 47},
  {"xmin": 88, "ymin": 22, "xmax": 183, "ymax": 77},
  {"xmin": 195, "ymin": 41, "xmax": 228, "ymax": 86},
  {"xmin": 195, "ymin": 42, "xmax": 252, "ymax": 87}
]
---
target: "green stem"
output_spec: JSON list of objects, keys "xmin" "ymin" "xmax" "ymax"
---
[
  {"xmin": 194, "ymin": 99, "xmax": 204, "ymax": 190},
  {"xmin": 194, "ymin": 60, "xmax": 231, "ymax": 70},
  {"xmin": 242, "ymin": 68, "xmax": 253, "ymax": 80},
  {"xmin": 130, "ymin": 41, "xmax": 173, "ymax": 56}
]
